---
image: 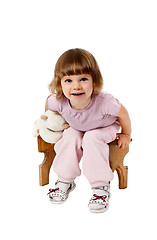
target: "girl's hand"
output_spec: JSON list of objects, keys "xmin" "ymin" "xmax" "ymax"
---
[{"xmin": 116, "ymin": 133, "xmax": 131, "ymax": 149}]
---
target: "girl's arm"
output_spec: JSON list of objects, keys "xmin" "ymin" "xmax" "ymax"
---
[{"xmin": 116, "ymin": 104, "xmax": 131, "ymax": 149}]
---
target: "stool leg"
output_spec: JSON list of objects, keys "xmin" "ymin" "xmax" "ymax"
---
[
  {"xmin": 39, "ymin": 151, "xmax": 55, "ymax": 186},
  {"xmin": 116, "ymin": 166, "xmax": 128, "ymax": 189}
]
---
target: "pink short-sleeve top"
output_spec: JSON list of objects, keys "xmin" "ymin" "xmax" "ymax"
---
[{"xmin": 47, "ymin": 92, "xmax": 121, "ymax": 131}]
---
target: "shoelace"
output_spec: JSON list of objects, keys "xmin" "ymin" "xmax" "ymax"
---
[
  {"xmin": 92, "ymin": 194, "xmax": 107, "ymax": 202},
  {"xmin": 47, "ymin": 188, "xmax": 59, "ymax": 195}
]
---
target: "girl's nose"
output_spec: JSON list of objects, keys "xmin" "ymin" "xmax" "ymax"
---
[{"xmin": 73, "ymin": 81, "xmax": 82, "ymax": 89}]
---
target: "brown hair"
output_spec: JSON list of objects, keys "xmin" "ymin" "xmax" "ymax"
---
[{"xmin": 48, "ymin": 48, "xmax": 103, "ymax": 100}]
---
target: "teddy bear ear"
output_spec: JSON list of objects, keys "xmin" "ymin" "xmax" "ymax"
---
[{"xmin": 41, "ymin": 115, "xmax": 48, "ymax": 120}]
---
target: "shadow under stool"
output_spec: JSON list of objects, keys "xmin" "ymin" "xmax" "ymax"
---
[{"xmin": 37, "ymin": 136, "xmax": 131, "ymax": 189}]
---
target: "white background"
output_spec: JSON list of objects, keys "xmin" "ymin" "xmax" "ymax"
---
[{"xmin": 0, "ymin": 0, "xmax": 157, "ymax": 239}]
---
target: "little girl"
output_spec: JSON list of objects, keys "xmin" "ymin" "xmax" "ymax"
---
[{"xmin": 46, "ymin": 48, "xmax": 131, "ymax": 213}]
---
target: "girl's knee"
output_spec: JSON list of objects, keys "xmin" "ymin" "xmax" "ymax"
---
[
  {"xmin": 82, "ymin": 128, "xmax": 117, "ymax": 145},
  {"xmin": 54, "ymin": 127, "xmax": 83, "ymax": 152},
  {"xmin": 82, "ymin": 130, "xmax": 100, "ymax": 146},
  {"xmin": 63, "ymin": 127, "xmax": 83, "ymax": 139}
]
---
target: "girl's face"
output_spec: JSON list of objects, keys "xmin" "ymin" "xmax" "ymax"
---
[{"xmin": 61, "ymin": 74, "xmax": 93, "ymax": 110}]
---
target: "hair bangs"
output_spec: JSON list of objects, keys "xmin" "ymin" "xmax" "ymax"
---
[{"xmin": 56, "ymin": 49, "xmax": 92, "ymax": 78}]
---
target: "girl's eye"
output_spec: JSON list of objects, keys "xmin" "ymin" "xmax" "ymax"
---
[
  {"xmin": 65, "ymin": 79, "xmax": 72, "ymax": 83},
  {"xmin": 81, "ymin": 78, "xmax": 88, "ymax": 81}
]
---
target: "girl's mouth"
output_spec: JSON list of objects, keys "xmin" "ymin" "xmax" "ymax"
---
[{"xmin": 71, "ymin": 92, "xmax": 85, "ymax": 96}]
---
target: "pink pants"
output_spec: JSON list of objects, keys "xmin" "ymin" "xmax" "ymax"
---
[{"xmin": 53, "ymin": 123, "xmax": 120, "ymax": 188}]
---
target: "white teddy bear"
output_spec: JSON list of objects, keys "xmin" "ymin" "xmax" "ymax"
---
[{"xmin": 33, "ymin": 110, "xmax": 69, "ymax": 143}]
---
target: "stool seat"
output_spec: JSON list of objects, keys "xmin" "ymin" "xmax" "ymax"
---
[{"xmin": 37, "ymin": 136, "xmax": 131, "ymax": 189}]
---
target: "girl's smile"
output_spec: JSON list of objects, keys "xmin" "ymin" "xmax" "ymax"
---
[{"xmin": 61, "ymin": 74, "xmax": 93, "ymax": 110}]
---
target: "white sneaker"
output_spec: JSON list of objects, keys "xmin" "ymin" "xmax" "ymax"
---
[
  {"xmin": 88, "ymin": 185, "xmax": 110, "ymax": 213},
  {"xmin": 47, "ymin": 180, "xmax": 76, "ymax": 204}
]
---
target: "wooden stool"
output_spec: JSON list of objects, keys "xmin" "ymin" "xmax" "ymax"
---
[{"xmin": 37, "ymin": 136, "xmax": 130, "ymax": 189}]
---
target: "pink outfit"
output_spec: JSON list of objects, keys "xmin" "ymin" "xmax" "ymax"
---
[{"xmin": 47, "ymin": 92, "xmax": 121, "ymax": 187}]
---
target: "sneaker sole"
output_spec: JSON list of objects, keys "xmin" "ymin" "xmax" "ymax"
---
[{"xmin": 89, "ymin": 205, "xmax": 109, "ymax": 213}]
